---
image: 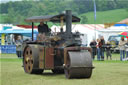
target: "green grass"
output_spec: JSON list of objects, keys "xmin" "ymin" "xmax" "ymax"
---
[
  {"xmin": 0, "ymin": 53, "xmax": 128, "ymax": 85},
  {"xmin": 80, "ymin": 8, "xmax": 128, "ymax": 24}
]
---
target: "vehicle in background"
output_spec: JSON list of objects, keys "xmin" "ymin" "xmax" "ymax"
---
[{"xmin": 108, "ymin": 35, "xmax": 126, "ymax": 53}]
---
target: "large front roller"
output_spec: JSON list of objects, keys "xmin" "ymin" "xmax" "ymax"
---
[
  {"xmin": 64, "ymin": 51, "xmax": 93, "ymax": 79},
  {"xmin": 23, "ymin": 45, "xmax": 43, "ymax": 74}
]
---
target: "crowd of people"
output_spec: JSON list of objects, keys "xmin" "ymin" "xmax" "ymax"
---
[
  {"xmin": 90, "ymin": 36, "xmax": 107, "ymax": 61},
  {"xmin": 90, "ymin": 36, "xmax": 128, "ymax": 61},
  {"xmin": 15, "ymin": 21, "xmax": 128, "ymax": 62}
]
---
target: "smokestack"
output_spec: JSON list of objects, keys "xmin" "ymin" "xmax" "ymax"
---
[{"xmin": 66, "ymin": 10, "xmax": 72, "ymax": 35}]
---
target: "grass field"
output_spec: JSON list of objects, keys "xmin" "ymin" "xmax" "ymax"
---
[
  {"xmin": 0, "ymin": 53, "xmax": 128, "ymax": 85},
  {"xmin": 80, "ymin": 9, "xmax": 128, "ymax": 24}
]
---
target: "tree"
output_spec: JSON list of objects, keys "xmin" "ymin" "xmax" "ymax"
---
[
  {"xmin": 80, "ymin": 15, "xmax": 88, "ymax": 24},
  {"xmin": 1, "ymin": 0, "xmax": 128, "ymax": 24},
  {"xmin": 107, "ymin": 1, "xmax": 117, "ymax": 10},
  {"xmin": 4, "ymin": 8, "xmax": 15, "ymax": 24}
]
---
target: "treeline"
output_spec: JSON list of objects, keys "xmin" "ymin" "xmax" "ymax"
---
[{"xmin": 0, "ymin": 0, "xmax": 128, "ymax": 24}]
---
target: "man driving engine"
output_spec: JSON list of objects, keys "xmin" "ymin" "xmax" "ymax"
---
[
  {"xmin": 38, "ymin": 22, "xmax": 50, "ymax": 34},
  {"xmin": 37, "ymin": 22, "xmax": 50, "ymax": 41}
]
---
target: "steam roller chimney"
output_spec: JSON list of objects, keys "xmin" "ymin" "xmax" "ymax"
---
[{"xmin": 66, "ymin": 10, "xmax": 72, "ymax": 35}]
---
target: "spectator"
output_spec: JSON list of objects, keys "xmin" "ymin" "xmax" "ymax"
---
[
  {"xmin": 15, "ymin": 36, "xmax": 23, "ymax": 58},
  {"xmin": 105, "ymin": 41, "xmax": 112, "ymax": 60},
  {"xmin": 119, "ymin": 37, "xmax": 126, "ymax": 61},
  {"xmin": 125, "ymin": 38, "xmax": 128, "ymax": 59},
  {"xmin": 96, "ymin": 39, "xmax": 102, "ymax": 61},
  {"xmin": 90, "ymin": 39, "xmax": 97, "ymax": 60},
  {"xmin": 100, "ymin": 36, "xmax": 105, "ymax": 61}
]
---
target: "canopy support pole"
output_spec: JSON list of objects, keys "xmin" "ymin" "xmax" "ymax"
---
[
  {"xmin": 60, "ymin": 16, "xmax": 64, "ymax": 32},
  {"xmin": 32, "ymin": 22, "xmax": 34, "ymax": 41}
]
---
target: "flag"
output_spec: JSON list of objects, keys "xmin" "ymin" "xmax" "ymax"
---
[{"xmin": 93, "ymin": 0, "xmax": 96, "ymax": 21}]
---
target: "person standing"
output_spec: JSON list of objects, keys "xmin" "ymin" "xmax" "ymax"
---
[
  {"xmin": 105, "ymin": 41, "xmax": 112, "ymax": 60},
  {"xmin": 125, "ymin": 38, "xmax": 128, "ymax": 59},
  {"xmin": 100, "ymin": 36, "xmax": 105, "ymax": 61},
  {"xmin": 96, "ymin": 39, "xmax": 102, "ymax": 61},
  {"xmin": 119, "ymin": 37, "xmax": 126, "ymax": 61},
  {"xmin": 15, "ymin": 36, "xmax": 23, "ymax": 58},
  {"xmin": 90, "ymin": 39, "xmax": 97, "ymax": 60}
]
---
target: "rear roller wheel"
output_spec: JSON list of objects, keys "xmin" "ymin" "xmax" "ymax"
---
[
  {"xmin": 23, "ymin": 45, "xmax": 43, "ymax": 74},
  {"xmin": 64, "ymin": 51, "xmax": 93, "ymax": 79}
]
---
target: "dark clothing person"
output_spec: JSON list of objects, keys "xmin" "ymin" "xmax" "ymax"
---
[
  {"xmin": 101, "ymin": 39, "xmax": 105, "ymax": 51},
  {"xmin": 90, "ymin": 41, "xmax": 97, "ymax": 60},
  {"xmin": 38, "ymin": 24, "xmax": 50, "ymax": 34},
  {"xmin": 16, "ymin": 51, "xmax": 22, "ymax": 58},
  {"xmin": 105, "ymin": 43, "xmax": 112, "ymax": 60},
  {"xmin": 100, "ymin": 39, "xmax": 105, "ymax": 60}
]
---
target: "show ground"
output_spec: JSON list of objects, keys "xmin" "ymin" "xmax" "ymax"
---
[{"xmin": 0, "ymin": 54, "xmax": 128, "ymax": 85}]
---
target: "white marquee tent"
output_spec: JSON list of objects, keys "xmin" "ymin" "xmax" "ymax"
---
[
  {"xmin": 99, "ymin": 26, "xmax": 128, "ymax": 41},
  {"xmin": 51, "ymin": 24, "xmax": 104, "ymax": 46}
]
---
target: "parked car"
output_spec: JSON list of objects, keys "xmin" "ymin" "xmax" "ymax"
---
[
  {"xmin": 108, "ymin": 35, "xmax": 120, "ymax": 53},
  {"xmin": 108, "ymin": 35, "xmax": 127, "ymax": 53}
]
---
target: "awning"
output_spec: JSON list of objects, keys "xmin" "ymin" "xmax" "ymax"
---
[
  {"xmin": 114, "ymin": 24, "xmax": 128, "ymax": 26},
  {"xmin": 16, "ymin": 25, "xmax": 38, "ymax": 29},
  {"xmin": 0, "ymin": 29, "xmax": 38, "ymax": 34},
  {"xmin": 25, "ymin": 14, "xmax": 80, "ymax": 22}
]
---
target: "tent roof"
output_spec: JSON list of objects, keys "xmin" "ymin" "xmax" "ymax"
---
[
  {"xmin": 118, "ymin": 18, "xmax": 128, "ymax": 24},
  {"xmin": 25, "ymin": 13, "xmax": 80, "ymax": 22},
  {"xmin": 99, "ymin": 26, "xmax": 128, "ymax": 32},
  {"xmin": 16, "ymin": 25, "xmax": 37, "ymax": 29},
  {"xmin": 51, "ymin": 24, "xmax": 104, "ymax": 34},
  {"xmin": 0, "ymin": 29, "xmax": 38, "ymax": 34}
]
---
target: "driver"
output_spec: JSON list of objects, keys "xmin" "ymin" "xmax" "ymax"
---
[
  {"xmin": 37, "ymin": 22, "xmax": 50, "ymax": 42},
  {"xmin": 38, "ymin": 22, "xmax": 50, "ymax": 34}
]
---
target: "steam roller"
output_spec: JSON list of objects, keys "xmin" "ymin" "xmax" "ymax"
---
[{"xmin": 22, "ymin": 10, "xmax": 94, "ymax": 79}]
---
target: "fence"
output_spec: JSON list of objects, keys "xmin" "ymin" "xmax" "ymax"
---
[{"xmin": 0, "ymin": 45, "xmax": 16, "ymax": 54}]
